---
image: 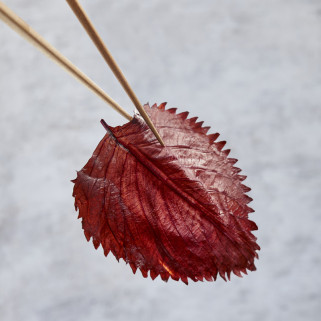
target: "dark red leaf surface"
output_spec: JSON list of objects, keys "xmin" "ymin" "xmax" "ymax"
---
[{"xmin": 72, "ymin": 103, "xmax": 259, "ymax": 284}]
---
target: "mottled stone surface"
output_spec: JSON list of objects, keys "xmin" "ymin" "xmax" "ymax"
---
[{"xmin": 0, "ymin": 0, "xmax": 321, "ymax": 320}]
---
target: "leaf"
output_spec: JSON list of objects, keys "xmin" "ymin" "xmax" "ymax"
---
[{"xmin": 72, "ymin": 103, "xmax": 259, "ymax": 284}]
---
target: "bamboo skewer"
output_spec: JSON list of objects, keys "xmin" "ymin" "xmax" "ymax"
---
[
  {"xmin": 0, "ymin": 1, "xmax": 132, "ymax": 121},
  {"xmin": 66, "ymin": 0, "xmax": 165, "ymax": 146}
]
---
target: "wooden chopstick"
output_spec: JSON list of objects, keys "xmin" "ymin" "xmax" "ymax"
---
[
  {"xmin": 66, "ymin": 0, "xmax": 165, "ymax": 146},
  {"xmin": 0, "ymin": 1, "xmax": 132, "ymax": 121}
]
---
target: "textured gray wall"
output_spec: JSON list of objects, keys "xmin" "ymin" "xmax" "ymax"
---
[{"xmin": 1, "ymin": 0, "xmax": 321, "ymax": 320}]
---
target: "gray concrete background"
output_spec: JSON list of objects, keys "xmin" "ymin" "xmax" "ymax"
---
[{"xmin": 0, "ymin": 0, "xmax": 321, "ymax": 320}]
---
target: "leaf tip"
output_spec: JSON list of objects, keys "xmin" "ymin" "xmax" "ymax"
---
[
  {"xmin": 140, "ymin": 267, "xmax": 148, "ymax": 278},
  {"xmin": 233, "ymin": 268, "xmax": 243, "ymax": 278},
  {"xmin": 150, "ymin": 269, "xmax": 158, "ymax": 280},
  {"xmin": 233, "ymin": 167, "xmax": 242, "ymax": 174},
  {"xmin": 195, "ymin": 121, "xmax": 204, "ymax": 128},
  {"xmin": 93, "ymin": 238, "xmax": 100, "ymax": 249},
  {"xmin": 167, "ymin": 107, "xmax": 177, "ymax": 114},
  {"xmin": 216, "ymin": 141, "xmax": 227, "ymax": 151},
  {"xmin": 158, "ymin": 102, "xmax": 167, "ymax": 110},
  {"xmin": 238, "ymin": 174, "xmax": 247, "ymax": 181},
  {"xmin": 222, "ymin": 149, "xmax": 231, "ymax": 157},
  {"xmin": 130, "ymin": 262, "xmax": 137, "ymax": 274},
  {"xmin": 208, "ymin": 133, "xmax": 219, "ymax": 142},
  {"xmin": 180, "ymin": 275, "xmax": 189, "ymax": 285},
  {"xmin": 188, "ymin": 116, "xmax": 198, "ymax": 124},
  {"xmin": 178, "ymin": 111, "xmax": 189, "ymax": 120},
  {"xmin": 202, "ymin": 126, "xmax": 211, "ymax": 134},
  {"xmin": 84, "ymin": 230, "xmax": 91, "ymax": 242},
  {"xmin": 241, "ymin": 184, "xmax": 251, "ymax": 193},
  {"xmin": 160, "ymin": 272, "xmax": 170, "ymax": 282}
]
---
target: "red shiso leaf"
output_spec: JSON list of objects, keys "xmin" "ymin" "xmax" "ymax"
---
[{"xmin": 72, "ymin": 103, "xmax": 259, "ymax": 284}]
